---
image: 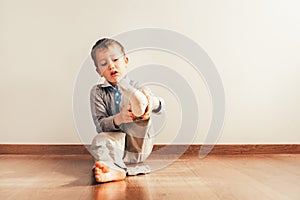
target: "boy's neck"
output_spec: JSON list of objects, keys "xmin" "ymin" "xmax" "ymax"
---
[{"xmin": 109, "ymin": 81, "xmax": 117, "ymax": 87}]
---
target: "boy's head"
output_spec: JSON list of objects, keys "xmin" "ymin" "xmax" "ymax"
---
[{"xmin": 91, "ymin": 38, "xmax": 129, "ymax": 86}]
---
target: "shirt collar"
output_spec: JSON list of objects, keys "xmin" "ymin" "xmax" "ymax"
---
[
  {"xmin": 100, "ymin": 76, "xmax": 130, "ymax": 89},
  {"xmin": 101, "ymin": 79, "xmax": 113, "ymax": 88}
]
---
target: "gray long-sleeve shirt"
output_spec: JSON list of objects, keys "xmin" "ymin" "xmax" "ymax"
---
[{"xmin": 90, "ymin": 78, "xmax": 164, "ymax": 136}]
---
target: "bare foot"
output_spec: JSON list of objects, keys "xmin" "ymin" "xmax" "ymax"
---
[{"xmin": 94, "ymin": 161, "xmax": 126, "ymax": 183}]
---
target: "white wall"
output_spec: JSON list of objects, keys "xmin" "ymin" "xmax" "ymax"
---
[{"xmin": 1, "ymin": 0, "xmax": 299, "ymax": 144}]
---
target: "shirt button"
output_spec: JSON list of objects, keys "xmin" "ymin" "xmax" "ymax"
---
[{"xmin": 116, "ymin": 101, "xmax": 119, "ymax": 104}]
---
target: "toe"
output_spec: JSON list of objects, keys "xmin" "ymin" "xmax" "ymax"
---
[
  {"xmin": 95, "ymin": 175, "xmax": 101, "ymax": 182},
  {"xmin": 95, "ymin": 162, "xmax": 110, "ymax": 173},
  {"xmin": 95, "ymin": 161, "xmax": 102, "ymax": 168},
  {"xmin": 94, "ymin": 167, "xmax": 100, "ymax": 175}
]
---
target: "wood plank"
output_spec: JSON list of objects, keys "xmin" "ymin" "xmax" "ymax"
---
[
  {"xmin": 0, "ymin": 155, "xmax": 94, "ymax": 200},
  {"xmin": 187, "ymin": 155, "xmax": 293, "ymax": 200},
  {"xmin": 215, "ymin": 155, "xmax": 300, "ymax": 199},
  {"xmin": 1, "ymin": 154, "xmax": 300, "ymax": 199}
]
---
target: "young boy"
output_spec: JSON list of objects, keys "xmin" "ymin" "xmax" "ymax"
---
[{"xmin": 89, "ymin": 38, "xmax": 164, "ymax": 183}]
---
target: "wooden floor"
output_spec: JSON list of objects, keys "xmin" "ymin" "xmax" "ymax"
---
[{"xmin": 0, "ymin": 154, "xmax": 299, "ymax": 200}]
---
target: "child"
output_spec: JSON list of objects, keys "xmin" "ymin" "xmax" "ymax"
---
[{"xmin": 89, "ymin": 38, "xmax": 164, "ymax": 183}]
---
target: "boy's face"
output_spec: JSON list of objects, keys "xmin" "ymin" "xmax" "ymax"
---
[{"xmin": 95, "ymin": 45, "xmax": 129, "ymax": 86}]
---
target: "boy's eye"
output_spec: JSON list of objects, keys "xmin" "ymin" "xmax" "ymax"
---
[
  {"xmin": 100, "ymin": 61, "xmax": 107, "ymax": 67},
  {"xmin": 113, "ymin": 58, "xmax": 119, "ymax": 62}
]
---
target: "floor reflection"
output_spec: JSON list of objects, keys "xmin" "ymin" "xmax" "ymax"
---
[{"xmin": 92, "ymin": 176, "xmax": 151, "ymax": 200}]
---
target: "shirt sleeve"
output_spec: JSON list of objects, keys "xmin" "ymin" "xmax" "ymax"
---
[
  {"xmin": 90, "ymin": 85, "xmax": 121, "ymax": 133},
  {"xmin": 152, "ymin": 96, "xmax": 165, "ymax": 114}
]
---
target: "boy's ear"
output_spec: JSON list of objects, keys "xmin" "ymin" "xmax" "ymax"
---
[{"xmin": 124, "ymin": 56, "xmax": 129, "ymax": 64}]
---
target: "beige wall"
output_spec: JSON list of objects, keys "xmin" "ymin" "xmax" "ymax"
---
[{"xmin": 1, "ymin": 0, "xmax": 299, "ymax": 144}]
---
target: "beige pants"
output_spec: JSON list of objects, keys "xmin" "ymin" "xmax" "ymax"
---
[{"xmin": 90, "ymin": 132, "xmax": 153, "ymax": 171}]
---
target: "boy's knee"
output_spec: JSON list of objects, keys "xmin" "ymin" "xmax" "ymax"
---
[
  {"xmin": 91, "ymin": 132, "xmax": 125, "ymax": 146},
  {"xmin": 91, "ymin": 133, "xmax": 105, "ymax": 146}
]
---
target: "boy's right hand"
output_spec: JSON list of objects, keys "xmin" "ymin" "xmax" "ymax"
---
[{"xmin": 113, "ymin": 105, "xmax": 134, "ymax": 126}]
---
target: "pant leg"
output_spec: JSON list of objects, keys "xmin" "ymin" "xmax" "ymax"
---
[
  {"xmin": 89, "ymin": 132, "xmax": 127, "ymax": 171},
  {"xmin": 124, "ymin": 134, "xmax": 153, "ymax": 164},
  {"xmin": 122, "ymin": 120, "xmax": 154, "ymax": 164},
  {"xmin": 119, "ymin": 89, "xmax": 155, "ymax": 164}
]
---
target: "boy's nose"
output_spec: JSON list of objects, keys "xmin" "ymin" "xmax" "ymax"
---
[{"xmin": 108, "ymin": 61, "xmax": 116, "ymax": 70}]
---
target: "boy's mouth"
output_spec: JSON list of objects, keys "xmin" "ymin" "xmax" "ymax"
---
[{"xmin": 111, "ymin": 70, "xmax": 118, "ymax": 77}]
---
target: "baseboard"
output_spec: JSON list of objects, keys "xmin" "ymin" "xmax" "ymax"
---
[
  {"xmin": 0, "ymin": 144, "xmax": 89, "ymax": 155},
  {"xmin": 152, "ymin": 144, "xmax": 300, "ymax": 155},
  {"xmin": 1, "ymin": 144, "xmax": 300, "ymax": 155}
]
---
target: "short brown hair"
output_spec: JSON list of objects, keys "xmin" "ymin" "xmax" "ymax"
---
[{"xmin": 91, "ymin": 38, "xmax": 125, "ymax": 67}]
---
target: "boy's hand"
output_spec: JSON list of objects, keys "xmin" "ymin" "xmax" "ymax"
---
[{"xmin": 113, "ymin": 105, "xmax": 134, "ymax": 126}]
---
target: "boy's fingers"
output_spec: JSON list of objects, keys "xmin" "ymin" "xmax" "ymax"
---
[
  {"xmin": 141, "ymin": 90, "xmax": 151, "ymax": 105},
  {"xmin": 140, "ymin": 106, "xmax": 150, "ymax": 120},
  {"xmin": 129, "ymin": 112, "xmax": 135, "ymax": 118},
  {"xmin": 141, "ymin": 90, "xmax": 152, "ymax": 120},
  {"xmin": 141, "ymin": 114, "xmax": 150, "ymax": 120},
  {"xmin": 141, "ymin": 88, "xmax": 148, "ymax": 94}
]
